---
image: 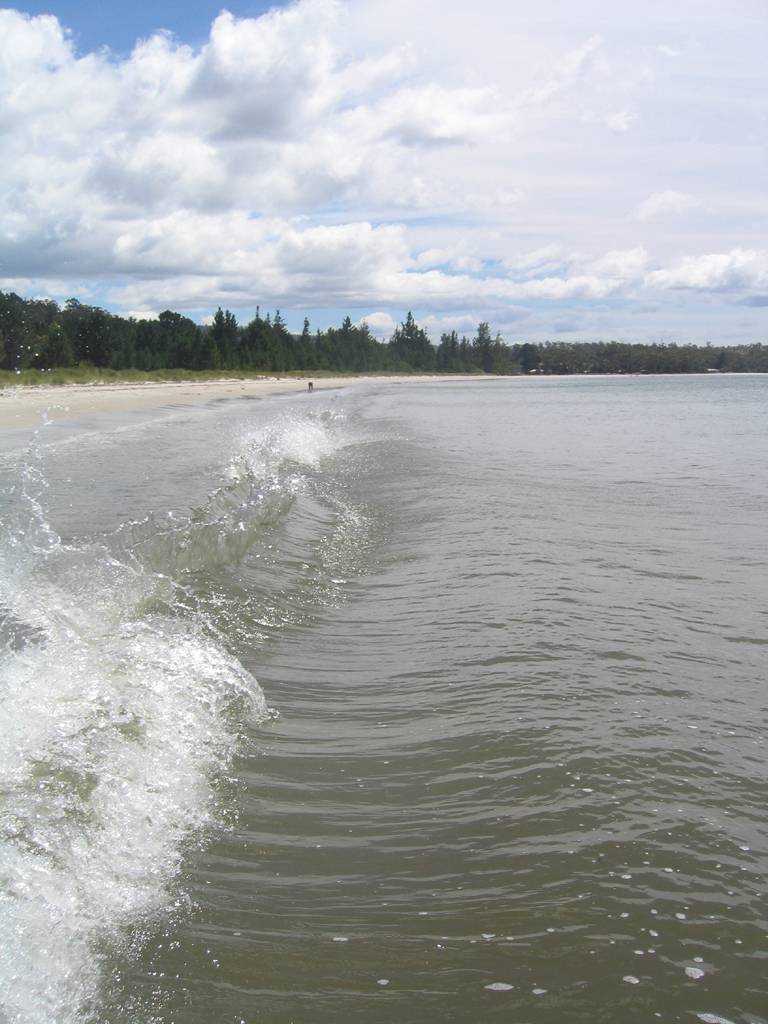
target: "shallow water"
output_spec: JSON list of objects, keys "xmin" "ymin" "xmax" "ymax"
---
[{"xmin": 1, "ymin": 376, "xmax": 766, "ymax": 1024}]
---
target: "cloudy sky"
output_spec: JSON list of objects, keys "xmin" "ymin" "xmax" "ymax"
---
[{"xmin": 1, "ymin": 0, "xmax": 767, "ymax": 342}]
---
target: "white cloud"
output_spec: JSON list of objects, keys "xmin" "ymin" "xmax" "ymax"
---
[
  {"xmin": 371, "ymin": 85, "xmax": 505, "ymax": 147},
  {"xmin": 562, "ymin": 35, "xmax": 605, "ymax": 76},
  {"xmin": 421, "ymin": 308, "xmax": 530, "ymax": 339},
  {"xmin": 356, "ymin": 311, "xmax": 396, "ymax": 337},
  {"xmin": 637, "ymin": 190, "xmax": 701, "ymax": 220},
  {"xmin": 0, "ymin": 1, "xmax": 765, "ymax": 341},
  {"xmin": 0, "ymin": 8, "xmax": 70, "ymax": 70},
  {"xmin": 107, "ymin": 217, "xmax": 411, "ymax": 311},
  {"xmin": 582, "ymin": 109, "xmax": 637, "ymax": 134},
  {"xmin": 413, "ymin": 247, "xmax": 483, "ymax": 273},
  {"xmin": 586, "ymin": 247, "xmax": 649, "ymax": 279},
  {"xmin": 421, "ymin": 312, "xmax": 479, "ymax": 337},
  {"xmin": 510, "ymin": 275, "xmax": 623, "ymax": 301},
  {"xmin": 505, "ymin": 245, "xmax": 571, "ymax": 278},
  {"xmin": 124, "ymin": 309, "xmax": 161, "ymax": 321},
  {"xmin": 645, "ymin": 249, "xmax": 768, "ymax": 291}
]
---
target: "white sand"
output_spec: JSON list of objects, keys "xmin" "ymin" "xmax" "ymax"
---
[{"xmin": 0, "ymin": 374, "xmax": 486, "ymax": 431}]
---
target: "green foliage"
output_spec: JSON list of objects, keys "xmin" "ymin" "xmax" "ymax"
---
[
  {"xmin": 388, "ymin": 312, "xmax": 435, "ymax": 371},
  {"xmin": 1, "ymin": 290, "xmax": 766, "ymax": 381}
]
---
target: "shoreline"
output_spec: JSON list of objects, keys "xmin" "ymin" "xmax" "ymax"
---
[
  {"xmin": 0, "ymin": 373, "xmax": 487, "ymax": 432},
  {"xmin": 1, "ymin": 370, "xmax": 762, "ymax": 433}
]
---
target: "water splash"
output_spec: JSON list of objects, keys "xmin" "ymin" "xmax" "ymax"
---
[{"xmin": 0, "ymin": 410, "xmax": 348, "ymax": 1023}]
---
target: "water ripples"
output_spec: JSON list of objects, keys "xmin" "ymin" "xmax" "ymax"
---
[{"xmin": 2, "ymin": 378, "xmax": 767, "ymax": 1023}]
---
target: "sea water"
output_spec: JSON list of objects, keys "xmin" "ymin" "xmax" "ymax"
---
[{"xmin": 0, "ymin": 376, "xmax": 766, "ymax": 1024}]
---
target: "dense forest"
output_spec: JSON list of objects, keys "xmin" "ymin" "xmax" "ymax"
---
[{"xmin": 1, "ymin": 290, "xmax": 767, "ymax": 377}]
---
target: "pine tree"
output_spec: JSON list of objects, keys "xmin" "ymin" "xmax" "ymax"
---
[{"xmin": 388, "ymin": 312, "xmax": 435, "ymax": 371}]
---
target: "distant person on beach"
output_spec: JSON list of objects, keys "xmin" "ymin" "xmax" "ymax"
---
[{"xmin": 308, "ymin": 381, "xmax": 313, "ymax": 392}]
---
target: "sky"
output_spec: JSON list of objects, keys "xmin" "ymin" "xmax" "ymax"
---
[{"xmin": 1, "ymin": 0, "xmax": 767, "ymax": 343}]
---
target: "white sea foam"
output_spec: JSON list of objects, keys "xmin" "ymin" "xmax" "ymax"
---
[
  {"xmin": 0, "ymin": 448, "xmax": 272, "ymax": 1023},
  {"xmin": 232, "ymin": 410, "xmax": 344, "ymax": 485}
]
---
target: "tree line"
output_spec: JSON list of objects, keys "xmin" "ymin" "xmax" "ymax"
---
[{"xmin": 1, "ymin": 290, "xmax": 767, "ymax": 376}]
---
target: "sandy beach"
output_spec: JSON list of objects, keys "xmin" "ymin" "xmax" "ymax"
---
[{"xmin": 0, "ymin": 374, "xmax": 478, "ymax": 432}]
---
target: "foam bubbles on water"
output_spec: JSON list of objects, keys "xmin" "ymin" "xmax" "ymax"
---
[
  {"xmin": 1, "ymin": 617, "xmax": 268, "ymax": 1023},
  {"xmin": 234, "ymin": 411, "xmax": 344, "ymax": 485},
  {"xmin": 0, "ymin": 459, "xmax": 271, "ymax": 1024}
]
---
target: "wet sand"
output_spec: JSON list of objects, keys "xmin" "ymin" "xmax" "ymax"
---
[{"xmin": 0, "ymin": 374, "xmax": 481, "ymax": 431}]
